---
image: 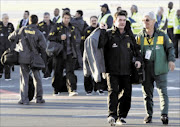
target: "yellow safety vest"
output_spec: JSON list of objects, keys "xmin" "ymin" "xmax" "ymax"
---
[
  {"xmin": 156, "ymin": 15, "xmax": 166, "ymax": 30},
  {"xmin": 173, "ymin": 16, "xmax": 180, "ymax": 34},
  {"xmin": 56, "ymin": 16, "xmax": 62, "ymax": 23},
  {"xmin": 167, "ymin": 9, "xmax": 175, "ymax": 28},
  {"xmin": 130, "ymin": 12, "xmax": 143, "ymax": 35},
  {"xmin": 98, "ymin": 13, "xmax": 111, "ymax": 24}
]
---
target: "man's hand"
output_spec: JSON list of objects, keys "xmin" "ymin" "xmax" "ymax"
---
[
  {"xmin": 99, "ymin": 23, "xmax": 107, "ymax": 30},
  {"xmin": 135, "ymin": 61, "xmax": 141, "ymax": 69},
  {"xmin": 61, "ymin": 34, "xmax": 66, "ymax": 40},
  {"xmin": 168, "ymin": 61, "xmax": 175, "ymax": 71}
]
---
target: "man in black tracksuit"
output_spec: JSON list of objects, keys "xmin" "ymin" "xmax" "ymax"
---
[
  {"xmin": 0, "ymin": 14, "xmax": 14, "ymax": 80},
  {"xmin": 99, "ymin": 11, "xmax": 142, "ymax": 125},
  {"xmin": 38, "ymin": 12, "xmax": 55, "ymax": 79},
  {"xmin": 48, "ymin": 11, "xmax": 78, "ymax": 96}
]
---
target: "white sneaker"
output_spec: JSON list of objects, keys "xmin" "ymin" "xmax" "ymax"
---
[
  {"xmin": 107, "ymin": 116, "xmax": 116, "ymax": 126},
  {"xmin": 53, "ymin": 92, "xmax": 60, "ymax": 96},
  {"xmin": 5, "ymin": 79, "xmax": 12, "ymax": 81},
  {"xmin": 98, "ymin": 89, "xmax": 105, "ymax": 95},
  {"xmin": 86, "ymin": 92, "xmax": 92, "ymax": 96},
  {"xmin": 69, "ymin": 91, "xmax": 78, "ymax": 96},
  {"xmin": 116, "ymin": 118, "xmax": 126, "ymax": 125}
]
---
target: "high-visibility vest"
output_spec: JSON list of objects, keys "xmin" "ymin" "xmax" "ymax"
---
[
  {"xmin": 98, "ymin": 13, "xmax": 111, "ymax": 24},
  {"xmin": 167, "ymin": 9, "xmax": 175, "ymax": 28},
  {"xmin": 56, "ymin": 16, "xmax": 62, "ymax": 23},
  {"xmin": 173, "ymin": 16, "xmax": 180, "ymax": 34},
  {"xmin": 156, "ymin": 14, "xmax": 167, "ymax": 30},
  {"xmin": 130, "ymin": 12, "xmax": 143, "ymax": 35}
]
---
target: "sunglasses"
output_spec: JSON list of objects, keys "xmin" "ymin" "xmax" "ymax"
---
[{"xmin": 142, "ymin": 19, "xmax": 150, "ymax": 22}]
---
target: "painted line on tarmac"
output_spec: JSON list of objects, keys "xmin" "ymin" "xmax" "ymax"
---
[
  {"xmin": 72, "ymin": 111, "xmax": 180, "ymax": 118},
  {"xmin": 175, "ymin": 67, "xmax": 180, "ymax": 71},
  {"xmin": 0, "ymin": 89, "xmax": 19, "ymax": 95},
  {"xmin": 0, "ymin": 85, "xmax": 15, "ymax": 88}
]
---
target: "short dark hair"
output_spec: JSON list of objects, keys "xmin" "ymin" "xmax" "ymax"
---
[
  {"xmin": 117, "ymin": 6, "xmax": 121, "ymax": 11},
  {"xmin": 62, "ymin": 11, "xmax": 71, "ymax": 18},
  {"xmin": 90, "ymin": 16, "xmax": 98, "ymax": 20},
  {"xmin": 44, "ymin": 12, "xmax": 50, "ymax": 16},
  {"xmin": 76, "ymin": 10, "xmax": 83, "ymax": 17},
  {"xmin": 25, "ymin": 10, "xmax": 30, "ymax": 15},
  {"xmin": 114, "ymin": 10, "xmax": 127, "ymax": 20},
  {"xmin": 30, "ymin": 15, "xmax": 38, "ymax": 24}
]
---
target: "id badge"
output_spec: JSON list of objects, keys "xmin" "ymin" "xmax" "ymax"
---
[{"xmin": 145, "ymin": 50, "xmax": 152, "ymax": 60}]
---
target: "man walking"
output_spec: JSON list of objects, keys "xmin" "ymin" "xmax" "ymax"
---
[{"xmin": 9, "ymin": 15, "xmax": 47, "ymax": 105}]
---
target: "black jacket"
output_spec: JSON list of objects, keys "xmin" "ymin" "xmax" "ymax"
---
[
  {"xmin": 84, "ymin": 26, "xmax": 98, "ymax": 39},
  {"xmin": 48, "ymin": 22, "xmax": 77, "ymax": 59},
  {"xmin": 0, "ymin": 21, "xmax": 14, "ymax": 53},
  {"xmin": 8, "ymin": 24, "xmax": 46, "ymax": 64},
  {"xmin": 99, "ymin": 27, "xmax": 142, "ymax": 75},
  {"xmin": 38, "ymin": 20, "xmax": 55, "ymax": 39}
]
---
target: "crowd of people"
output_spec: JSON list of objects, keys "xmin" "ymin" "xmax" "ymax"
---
[{"xmin": 0, "ymin": 1, "xmax": 179, "ymax": 126}]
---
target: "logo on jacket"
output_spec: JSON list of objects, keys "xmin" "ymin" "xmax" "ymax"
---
[
  {"xmin": 43, "ymin": 31, "xmax": 46, "ymax": 34},
  {"xmin": 127, "ymin": 42, "xmax": 130, "ymax": 48},
  {"xmin": 112, "ymin": 43, "xmax": 118, "ymax": 48}
]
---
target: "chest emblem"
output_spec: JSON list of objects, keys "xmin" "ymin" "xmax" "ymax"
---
[{"xmin": 112, "ymin": 43, "xmax": 118, "ymax": 48}]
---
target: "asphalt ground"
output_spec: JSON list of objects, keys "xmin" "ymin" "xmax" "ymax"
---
[{"xmin": 0, "ymin": 59, "xmax": 179, "ymax": 127}]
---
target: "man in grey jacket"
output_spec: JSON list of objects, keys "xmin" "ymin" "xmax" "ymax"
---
[
  {"xmin": 9, "ymin": 15, "xmax": 47, "ymax": 105},
  {"xmin": 71, "ymin": 10, "xmax": 85, "ymax": 69}
]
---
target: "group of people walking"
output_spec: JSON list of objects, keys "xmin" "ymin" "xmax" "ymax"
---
[{"xmin": 0, "ymin": 1, "xmax": 179, "ymax": 126}]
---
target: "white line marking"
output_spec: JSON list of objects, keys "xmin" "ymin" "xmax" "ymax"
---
[
  {"xmin": 0, "ymin": 85, "xmax": 15, "ymax": 88},
  {"xmin": 175, "ymin": 68, "xmax": 180, "ymax": 71},
  {"xmin": 72, "ymin": 111, "xmax": 180, "ymax": 117}
]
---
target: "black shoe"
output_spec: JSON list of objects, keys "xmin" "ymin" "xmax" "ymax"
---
[
  {"xmin": 18, "ymin": 101, "xmax": 29, "ymax": 105},
  {"xmin": 161, "ymin": 114, "xmax": 168, "ymax": 125},
  {"xmin": 53, "ymin": 91, "xmax": 59, "ymax": 96},
  {"xmin": 144, "ymin": 116, "xmax": 152, "ymax": 123},
  {"xmin": 0, "ymin": 74, "xmax": 2, "ymax": 78},
  {"xmin": 35, "ymin": 99, "xmax": 45, "ymax": 103}
]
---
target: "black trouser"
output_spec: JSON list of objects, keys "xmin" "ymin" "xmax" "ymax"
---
[
  {"xmin": 167, "ymin": 28, "xmax": 174, "ymax": 42},
  {"xmin": 106, "ymin": 74, "xmax": 132, "ymax": 119},
  {"xmin": 174, "ymin": 34, "xmax": 180, "ymax": 58},
  {"xmin": 52, "ymin": 54, "xmax": 77, "ymax": 93},
  {"xmin": 0, "ymin": 52, "xmax": 11, "ymax": 79},
  {"xmin": 84, "ymin": 75, "xmax": 104, "ymax": 92}
]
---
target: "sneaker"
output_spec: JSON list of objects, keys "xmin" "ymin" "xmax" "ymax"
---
[
  {"xmin": 161, "ymin": 114, "xmax": 168, "ymax": 125},
  {"xmin": 98, "ymin": 89, "xmax": 105, "ymax": 95},
  {"xmin": 35, "ymin": 99, "xmax": 45, "ymax": 103},
  {"xmin": 116, "ymin": 118, "xmax": 126, "ymax": 125},
  {"xmin": 69, "ymin": 91, "xmax": 78, "ymax": 96},
  {"xmin": 18, "ymin": 101, "xmax": 29, "ymax": 105},
  {"xmin": 144, "ymin": 116, "xmax": 152, "ymax": 124},
  {"xmin": 53, "ymin": 91, "xmax": 60, "ymax": 96},
  {"xmin": 5, "ymin": 78, "xmax": 12, "ymax": 81},
  {"xmin": 86, "ymin": 91, "xmax": 92, "ymax": 96},
  {"xmin": 107, "ymin": 116, "xmax": 116, "ymax": 126}
]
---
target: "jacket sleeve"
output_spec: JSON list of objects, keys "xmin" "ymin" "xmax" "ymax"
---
[
  {"xmin": 47, "ymin": 24, "xmax": 61, "ymax": 42},
  {"xmin": 106, "ymin": 16, "xmax": 113, "ymax": 29},
  {"xmin": 8, "ymin": 30, "xmax": 19, "ymax": 43},
  {"xmin": 164, "ymin": 33, "xmax": 176, "ymax": 62},
  {"xmin": 98, "ymin": 29, "xmax": 108, "ymax": 48},
  {"xmin": 38, "ymin": 32, "xmax": 47, "ymax": 52},
  {"xmin": 71, "ymin": 18, "xmax": 84, "ymax": 33},
  {"xmin": 127, "ymin": 28, "xmax": 142, "ymax": 62}
]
